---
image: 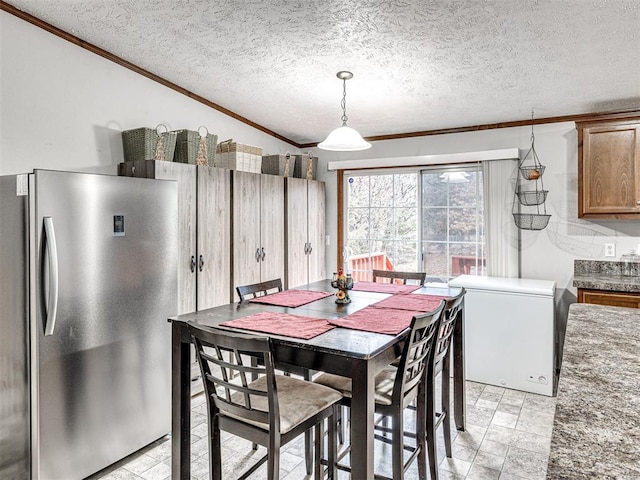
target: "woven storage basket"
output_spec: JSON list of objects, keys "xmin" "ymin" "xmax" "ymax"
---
[
  {"xmin": 173, "ymin": 127, "xmax": 218, "ymax": 166},
  {"xmin": 216, "ymin": 140, "xmax": 263, "ymax": 173},
  {"xmin": 293, "ymin": 153, "xmax": 318, "ymax": 180},
  {"xmin": 121, "ymin": 125, "xmax": 177, "ymax": 162},
  {"xmin": 261, "ymin": 153, "xmax": 294, "ymax": 177}
]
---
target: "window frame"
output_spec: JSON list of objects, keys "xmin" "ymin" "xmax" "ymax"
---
[{"xmin": 340, "ymin": 162, "xmax": 485, "ymax": 280}]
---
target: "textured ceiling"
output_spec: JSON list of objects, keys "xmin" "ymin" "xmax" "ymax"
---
[{"xmin": 5, "ymin": 0, "xmax": 640, "ymax": 145}]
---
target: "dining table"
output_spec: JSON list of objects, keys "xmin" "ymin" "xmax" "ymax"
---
[{"xmin": 169, "ymin": 279, "xmax": 465, "ymax": 480}]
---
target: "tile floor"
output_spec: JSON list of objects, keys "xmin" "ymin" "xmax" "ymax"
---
[{"xmin": 91, "ymin": 381, "xmax": 556, "ymax": 480}]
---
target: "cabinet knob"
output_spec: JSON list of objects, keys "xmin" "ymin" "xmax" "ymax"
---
[
  {"xmin": 308, "ymin": 242, "xmax": 312, "ymax": 254},
  {"xmin": 198, "ymin": 255, "xmax": 204, "ymax": 272},
  {"xmin": 261, "ymin": 247, "xmax": 266, "ymax": 261},
  {"xmin": 255, "ymin": 248, "xmax": 261, "ymax": 263},
  {"xmin": 190, "ymin": 255, "xmax": 196, "ymax": 273}
]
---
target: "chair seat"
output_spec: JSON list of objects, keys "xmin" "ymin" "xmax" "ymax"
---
[
  {"xmin": 314, "ymin": 367, "xmax": 397, "ymax": 406},
  {"xmin": 228, "ymin": 375, "xmax": 342, "ymax": 433}
]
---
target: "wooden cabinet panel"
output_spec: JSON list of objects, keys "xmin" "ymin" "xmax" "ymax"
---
[
  {"xmin": 578, "ymin": 116, "xmax": 640, "ymax": 218},
  {"xmin": 308, "ymin": 180, "xmax": 326, "ymax": 283},
  {"xmin": 577, "ymin": 288, "xmax": 640, "ymax": 308},
  {"xmin": 197, "ymin": 166, "xmax": 232, "ymax": 309},
  {"xmin": 285, "ymin": 178, "xmax": 326, "ymax": 288},
  {"xmin": 232, "ymin": 171, "xmax": 285, "ymax": 299},
  {"xmin": 232, "ymin": 171, "xmax": 262, "ymax": 295},
  {"xmin": 286, "ymin": 178, "xmax": 309, "ymax": 288},
  {"xmin": 260, "ymin": 174, "xmax": 285, "ymax": 282}
]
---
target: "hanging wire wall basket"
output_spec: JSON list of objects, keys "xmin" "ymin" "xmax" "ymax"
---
[
  {"xmin": 519, "ymin": 164, "xmax": 546, "ymax": 180},
  {"xmin": 512, "ymin": 112, "xmax": 551, "ymax": 231},
  {"xmin": 516, "ymin": 189, "xmax": 549, "ymax": 206},
  {"xmin": 513, "ymin": 212, "xmax": 551, "ymax": 230}
]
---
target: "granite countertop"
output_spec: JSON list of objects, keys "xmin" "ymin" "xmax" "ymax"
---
[
  {"xmin": 573, "ymin": 259, "xmax": 640, "ymax": 293},
  {"xmin": 547, "ymin": 303, "xmax": 640, "ymax": 479}
]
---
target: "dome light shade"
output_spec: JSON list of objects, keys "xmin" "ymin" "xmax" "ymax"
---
[
  {"xmin": 318, "ymin": 125, "xmax": 371, "ymax": 151},
  {"xmin": 318, "ymin": 71, "xmax": 371, "ymax": 152}
]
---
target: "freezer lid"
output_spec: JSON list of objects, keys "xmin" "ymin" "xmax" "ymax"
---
[{"xmin": 449, "ymin": 274, "xmax": 556, "ymax": 296}]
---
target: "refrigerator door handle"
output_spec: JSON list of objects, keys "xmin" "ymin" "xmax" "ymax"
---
[{"xmin": 43, "ymin": 216, "xmax": 59, "ymax": 336}]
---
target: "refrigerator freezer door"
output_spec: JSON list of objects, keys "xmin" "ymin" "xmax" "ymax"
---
[
  {"xmin": 30, "ymin": 170, "xmax": 177, "ymax": 480},
  {"xmin": 0, "ymin": 176, "xmax": 30, "ymax": 479}
]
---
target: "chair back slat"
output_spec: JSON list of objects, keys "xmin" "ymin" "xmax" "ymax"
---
[
  {"xmin": 372, "ymin": 269, "xmax": 426, "ymax": 285},
  {"xmin": 434, "ymin": 288, "xmax": 465, "ymax": 365},
  {"xmin": 236, "ymin": 278, "xmax": 283, "ymax": 301},
  {"xmin": 188, "ymin": 322, "xmax": 280, "ymax": 430},
  {"xmin": 393, "ymin": 301, "xmax": 444, "ymax": 405}
]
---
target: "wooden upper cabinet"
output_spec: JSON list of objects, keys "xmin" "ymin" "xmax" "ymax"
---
[{"xmin": 577, "ymin": 115, "xmax": 640, "ymax": 218}]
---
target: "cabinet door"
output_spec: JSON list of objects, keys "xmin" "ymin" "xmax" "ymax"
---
[
  {"xmin": 308, "ymin": 180, "xmax": 326, "ymax": 283},
  {"xmin": 286, "ymin": 178, "xmax": 309, "ymax": 288},
  {"xmin": 118, "ymin": 160, "xmax": 197, "ymax": 315},
  {"xmin": 197, "ymin": 166, "xmax": 231, "ymax": 309},
  {"xmin": 580, "ymin": 123, "xmax": 640, "ymax": 217},
  {"xmin": 578, "ymin": 288, "xmax": 640, "ymax": 308},
  {"xmin": 233, "ymin": 171, "xmax": 262, "ymax": 299},
  {"xmin": 260, "ymin": 174, "xmax": 285, "ymax": 283}
]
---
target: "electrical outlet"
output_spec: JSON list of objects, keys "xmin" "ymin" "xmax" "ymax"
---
[{"xmin": 605, "ymin": 243, "xmax": 616, "ymax": 257}]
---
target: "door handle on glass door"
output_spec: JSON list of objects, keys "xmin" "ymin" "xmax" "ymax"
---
[{"xmin": 43, "ymin": 217, "xmax": 59, "ymax": 336}]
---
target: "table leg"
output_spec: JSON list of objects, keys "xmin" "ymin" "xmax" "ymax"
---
[
  {"xmin": 172, "ymin": 322, "xmax": 191, "ymax": 479},
  {"xmin": 453, "ymin": 304, "xmax": 466, "ymax": 431},
  {"xmin": 349, "ymin": 361, "xmax": 375, "ymax": 480}
]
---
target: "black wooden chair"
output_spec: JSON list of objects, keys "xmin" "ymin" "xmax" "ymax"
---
[
  {"xmin": 236, "ymin": 278, "xmax": 283, "ymax": 300},
  {"xmin": 372, "ymin": 269, "xmax": 427, "ymax": 285},
  {"xmin": 188, "ymin": 322, "xmax": 341, "ymax": 480},
  {"xmin": 313, "ymin": 302, "xmax": 445, "ymax": 480},
  {"xmin": 236, "ymin": 277, "xmax": 318, "ymax": 473},
  {"xmin": 424, "ymin": 287, "xmax": 466, "ymax": 480}
]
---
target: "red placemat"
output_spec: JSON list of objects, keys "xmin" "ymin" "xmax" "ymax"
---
[
  {"xmin": 249, "ymin": 289, "xmax": 333, "ymax": 307},
  {"xmin": 350, "ymin": 281, "xmax": 421, "ymax": 295},
  {"xmin": 371, "ymin": 294, "xmax": 447, "ymax": 312},
  {"xmin": 220, "ymin": 312, "xmax": 335, "ymax": 339},
  {"xmin": 329, "ymin": 306, "xmax": 422, "ymax": 335}
]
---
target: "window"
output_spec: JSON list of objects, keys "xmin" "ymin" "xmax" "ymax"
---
[
  {"xmin": 345, "ymin": 172, "xmax": 418, "ymax": 281},
  {"xmin": 344, "ymin": 164, "xmax": 485, "ymax": 281},
  {"xmin": 421, "ymin": 165, "xmax": 485, "ymax": 280}
]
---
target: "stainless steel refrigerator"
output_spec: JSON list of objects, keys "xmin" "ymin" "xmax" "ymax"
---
[{"xmin": 0, "ymin": 170, "xmax": 177, "ymax": 479}]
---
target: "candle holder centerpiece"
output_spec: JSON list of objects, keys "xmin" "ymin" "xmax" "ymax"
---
[{"xmin": 331, "ymin": 268, "xmax": 353, "ymax": 304}]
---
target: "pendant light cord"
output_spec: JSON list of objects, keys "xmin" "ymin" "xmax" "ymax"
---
[{"xmin": 341, "ymin": 78, "xmax": 348, "ymax": 126}]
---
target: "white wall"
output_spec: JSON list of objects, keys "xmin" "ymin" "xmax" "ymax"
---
[{"xmin": 0, "ymin": 12, "xmax": 295, "ymax": 176}]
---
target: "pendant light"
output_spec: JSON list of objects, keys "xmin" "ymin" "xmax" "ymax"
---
[{"xmin": 318, "ymin": 71, "xmax": 371, "ymax": 151}]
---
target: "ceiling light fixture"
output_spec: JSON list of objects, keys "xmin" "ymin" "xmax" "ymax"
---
[{"xmin": 318, "ymin": 71, "xmax": 371, "ymax": 151}]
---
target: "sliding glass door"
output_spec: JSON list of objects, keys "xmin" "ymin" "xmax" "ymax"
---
[
  {"xmin": 421, "ymin": 166, "xmax": 485, "ymax": 281},
  {"xmin": 344, "ymin": 164, "xmax": 485, "ymax": 281}
]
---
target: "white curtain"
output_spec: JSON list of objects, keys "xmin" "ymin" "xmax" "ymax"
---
[{"xmin": 483, "ymin": 159, "xmax": 519, "ymax": 277}]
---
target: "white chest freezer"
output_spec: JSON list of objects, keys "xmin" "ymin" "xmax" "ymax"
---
[{"xmin": 448, "ymin": 275, "xmax": 556, "ymax": 396}]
